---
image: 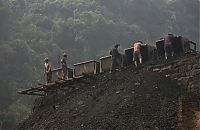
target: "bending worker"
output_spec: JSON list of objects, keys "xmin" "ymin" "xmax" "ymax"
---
[
  {"xmin": 61, "ymin": 53, "xmax": 68, "ymax": 79},
  {"xmin": 133, "ymin": 41, "xmax": 146, "ymax": 67},
  {"xmin": 44, "ymin": 58, "xmax": 52, "ymax": 84}
]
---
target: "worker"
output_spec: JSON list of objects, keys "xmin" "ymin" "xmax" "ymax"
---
[
  {"xmin": 133, "ymin": 40, "xmax": 146, "ymax": 67},
  {"xmin": 44, "ymin": 58, "xmax": 52, "ymax": 84},
  {"xmin": 164, "ymin": 34, "xmax": 174, "ymax": 59},
  {"xmin": 110, "ymin": 44, "xmax": 121, "ymax": 72},
  {"xmin": 61, "ymin": 53, "xmax": 68, "ymax": 79}
]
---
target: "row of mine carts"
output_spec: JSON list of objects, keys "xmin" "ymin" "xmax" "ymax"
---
[{"xmin": 50, "ymin": 36, "xmax": 197, "ymax": 83}]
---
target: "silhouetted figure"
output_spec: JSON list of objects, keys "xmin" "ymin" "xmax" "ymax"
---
[
  {"xmin": 133, "ymin": 41, "xmax": 146, "ymax": 67},
  {"xmin": 110, "ymin": 44, "xmax": 121, "ymax": 72},
  {"xmin": 44, "ymin": 58, "xmax": 52, "ymax": 84},
  {"xmin": 61, "ymin": 53, "xmax": 68, "ymax": 79},
  {"xmin": 164, "ymin": 34, "xmax": 174, "ymax": 59}
]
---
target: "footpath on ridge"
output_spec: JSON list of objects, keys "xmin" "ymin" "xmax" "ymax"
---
[{"xmin": 15, "ymin": 53, "xmax": 200, "ymax": 130}]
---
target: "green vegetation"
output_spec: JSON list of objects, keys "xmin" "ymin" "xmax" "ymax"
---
[{"xmin": 0, "ymin": 0, "xmax": 199, "ymax": 129}]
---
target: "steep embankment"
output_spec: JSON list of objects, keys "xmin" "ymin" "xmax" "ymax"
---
[
  {"xmin": 16, "ymin": 54, "xmax": 200, "ymax": 130},
  {"xmin": 148, "ymin": 53, "xmax": 200, "ymax": 129}
]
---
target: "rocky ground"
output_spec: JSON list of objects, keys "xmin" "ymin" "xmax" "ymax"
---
[{"xmin": 15, "ymin": 53, "xmax": 200, "ymax": 130}]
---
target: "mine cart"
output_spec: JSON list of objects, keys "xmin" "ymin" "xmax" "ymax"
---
[
  {"xmin": 140, "ymin": 45, "xmax": 157, "ymax": 63},
  {"xmin": 156, "ymin": 36, "xmax": 184, "ymax": 58},
  {"xmin": 100, "ymin": 55, "xmax": 112, "ymax": 72},
  {"xmin": 188, "ymin": 41, "xmax": 197, "ymax": 52},
  {"xmin": 172, "ymin": 36, "xmax": 183, "ymax": 56},
  {"xmin": 124, "ymin": 47, "xmax": 134, "ymax": 65},
  {"xmin": 100, "ymin": 54, "xmax": 124, "ymax": 72},
  {"xmin": 51, "ymin": 67, "xmax": 74, "ymax": 82},
  {"xmin": 156, "ymin": 39, "xmax": 165, "ymax": 59},
  {"xmin": 74, "ymin": 60, "xmax": 100, "ymax": 77},
  {"xmin": 180, "ymin": 37, "xmax": 197, "ymax": 53},
  {"xmin": 146, "ymin": 45, "xmax": 157, "ymax": 62},
  {"xmin": 156, "ymin": 36, "xmax": 197, "ymax": 59},
  {"xmin": 124, "ymin": 45, "xmax": 157, "ymax": 65},
  {"xmin": 67, "ymin": 68, "xmax": 73, "ymax": 79}
]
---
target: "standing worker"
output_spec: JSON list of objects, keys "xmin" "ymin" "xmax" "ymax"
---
[
  {"xmin": 164, "ymin": 34, "xmax": 174, "ymax": 59},
  {"xmin": 61, "ymin": 53, "xmax": 68, "ymax": 79},
  {"xmin": 110, "ymin": 44, "xmax": 121, "ymax": 72},
  {"xmin": 133, "ymin": 40, "xmax": 146, "ymax": 67},
  {"xmin": 44, "ymin": 58, "xmax": 52, "ymax": 84}
]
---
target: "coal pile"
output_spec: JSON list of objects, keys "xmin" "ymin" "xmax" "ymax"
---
[{"xmin": 15, "ymin": 54, "xmax": 200, "ymax": 130}]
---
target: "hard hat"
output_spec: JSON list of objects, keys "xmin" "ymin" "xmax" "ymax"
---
[
  {"xmin": 168, "ymin": 33, "xmax": 173, "ymax": 36},
  {"xmin": 114, "ymin": 44, "xmax": 120, "ymax": 48},
  {"xmin": 63, "ymin": 53, "xmax": 67, "ymax": 57},
  {"xmin": 44, "ymin": 58, "xmax": 49, "ymax": 61}
]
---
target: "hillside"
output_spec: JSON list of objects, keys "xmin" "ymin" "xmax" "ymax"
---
[{"xmin": 15, "ymin": 53, "xmax": 200, "ymax": 130}]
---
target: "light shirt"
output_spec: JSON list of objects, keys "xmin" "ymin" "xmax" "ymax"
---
[{"xmin": 44, "ymin": 63, "xmax": 51, "ymax": 73}]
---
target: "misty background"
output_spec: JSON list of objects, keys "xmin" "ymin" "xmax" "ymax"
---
[{"xmin": 0, "ymin": 0, "xmax": 199, "ymax": 129}]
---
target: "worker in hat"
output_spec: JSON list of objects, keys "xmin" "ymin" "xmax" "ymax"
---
[
  {"xmin": 110, "ymin": 44, "xmax": 121, "ymax": 72},
  {"xmin": 60, "ymin": 53, "xmax": 68, "ymax": 79},
  {"xmin": 44, "ymin": 58, "xmax": 52, "ymax": 84}
]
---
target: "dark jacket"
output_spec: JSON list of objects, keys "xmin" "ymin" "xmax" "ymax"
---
[{"xmin": 110, "ymin": 48, "xmax": 120, "ymax": 59}]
